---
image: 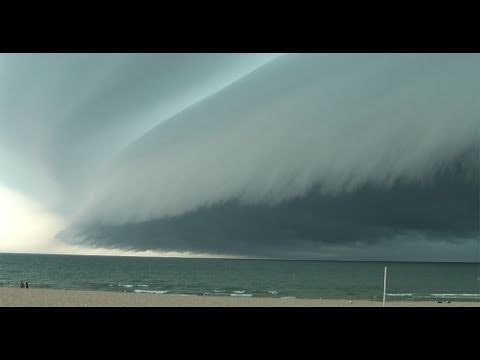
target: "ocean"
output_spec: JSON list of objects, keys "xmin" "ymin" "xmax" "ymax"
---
[{"xmin": 0, "ymin": 253, "xmax": 479, "ymax": 301}]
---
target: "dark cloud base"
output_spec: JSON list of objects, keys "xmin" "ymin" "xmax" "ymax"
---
[{"xmin": 56, "ymin": 155, "xmax": 479, "ymax": 259}]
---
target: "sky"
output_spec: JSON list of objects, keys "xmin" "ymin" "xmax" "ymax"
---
[{"xmin": 0, "ymin": 53, "xmax": 478, "ymax": 261}]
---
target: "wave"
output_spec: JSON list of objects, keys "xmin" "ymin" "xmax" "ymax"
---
[
  {"xmin": 280, "ymin": 296, "xmax": 296, "ymax": 299},
  {"xmin": 134, "ymin": 289, "xmax": 169, "ymax": 294},
  {"xmin": 268, "ymin": 290, "xmax": 279, "ymax": 295},
  {"xmin": 230, "ymin": 293, "xmax": 253, "ymax": 297},
  {"xmin": 429, "ymin": 293, "xmax": 480, "ymax": 299},
  {"xmin": 387, "ymin": 293, "xmax": 480, "ymax": 299},
  {"xmin": 118, "ymin": 284, "xmax": 149, "ymax": 289},
  {"xmin": 203, "ymin": 292, "xmax": 229, "ymax": 296},
  {"xmin": 232, "ymin": 290, "xmax": 246, "ymax": 294}
]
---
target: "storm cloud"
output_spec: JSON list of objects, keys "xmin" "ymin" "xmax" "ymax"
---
[
  {"xmin": 57, "ymin": 154, "xmax": 479, "ymax": 260},
  {"xmin": 1, "ymin": 53, "xmax": 479, "ymax": 260}
]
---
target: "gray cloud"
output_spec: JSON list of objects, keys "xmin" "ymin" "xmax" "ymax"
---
[
  {"xmin": 1, "ymin": 53, "xmax": 479, "ymax": 260},
  {"xmin": 74, "ymin": 54, "xmax": 479, "ymax": 225},
  {"xmin": 0, "ymin": 53, "xmax": 278, "ymax": 213},
  {"xmin": 57, "ymin": 154, "xmax": 479, "ymax": 260}
]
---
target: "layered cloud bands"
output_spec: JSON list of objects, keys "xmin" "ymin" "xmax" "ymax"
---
[
  {"xmin": 58, "ymin": 54, "xmax": 479, "ymax": 260},
  {"xmin": 1, "ymin": 54, "xmax": 478, "ymax": 259}
]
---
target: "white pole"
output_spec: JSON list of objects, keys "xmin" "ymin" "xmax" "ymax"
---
[{"xmin": 383, "ymin": 266, "xmax": 387, "ymax": 307}]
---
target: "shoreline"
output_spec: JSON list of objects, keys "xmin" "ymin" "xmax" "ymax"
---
[{"xmin": 1, "ymin": 287, "xmax": 480, "ymax": 307}]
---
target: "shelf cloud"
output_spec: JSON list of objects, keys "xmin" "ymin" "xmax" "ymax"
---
[{"xmin": 1, "ymin": 54, "xmax": 478, "ymax": 260}]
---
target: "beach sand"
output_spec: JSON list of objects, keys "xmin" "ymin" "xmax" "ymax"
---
[{"xmin": 1, "ymin": 287, "xmax": 479, "ymax": 307}]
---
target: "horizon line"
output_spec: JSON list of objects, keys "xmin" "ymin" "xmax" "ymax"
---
[{"xmin": 1, "ymin": 251, "xmax": 479, "ymax": 264}]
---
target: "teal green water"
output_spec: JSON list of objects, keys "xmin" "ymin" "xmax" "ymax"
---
[{"xmin": 1, "ymin": 253, "xmax": 479, "ymax": 301}]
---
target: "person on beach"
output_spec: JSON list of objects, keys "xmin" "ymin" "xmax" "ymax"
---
[
  {"xmin": 25, "ymin": 282, "xmax": 29, "ymax": 289},
  {"xmin": 20, "ymin": 281, "xmax": 25, "ymax": 288}
]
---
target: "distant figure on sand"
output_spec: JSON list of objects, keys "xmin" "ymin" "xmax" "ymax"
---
[
  {"xmin": 20, "ymin": 281, "xmax": 25, "ymax": 288},
  {"xmin": 25, "ymin": 282, "xmax": 29, "ymax": 289}
]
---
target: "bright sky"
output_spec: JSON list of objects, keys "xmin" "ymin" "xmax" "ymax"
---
[
  {"xmin": 0, "ymin": 183, "xmax": 65, "ymax": 253},
  {"xmin": 0, "ymin": 183, "xmax": 232, "ymax": 257}
]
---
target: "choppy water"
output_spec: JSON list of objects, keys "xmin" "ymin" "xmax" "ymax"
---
[{"xmin": 1, "ymin": 253, "xmax": 479, "ymax": 301}]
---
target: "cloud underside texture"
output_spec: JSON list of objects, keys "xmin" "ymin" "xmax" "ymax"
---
[{"xmin": 58, "ymin": 154, "xmax": 479, "ymax": 258}]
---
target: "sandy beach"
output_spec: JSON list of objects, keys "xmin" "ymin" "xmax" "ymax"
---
[{"xmin": 0, "ymin": 287, "xmax": 479, "ymax": 307}]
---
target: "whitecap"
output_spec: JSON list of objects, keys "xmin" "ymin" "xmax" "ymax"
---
[
  {"xmin": 134, "ymin": 289, "xmax": 169, "ymax": 294},
  {"xmin": 430, "ymin": 293, "xmax": 480, "ymax": 298}
]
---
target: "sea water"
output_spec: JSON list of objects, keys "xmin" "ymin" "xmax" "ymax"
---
[{"xmin": 0, "ymin": 253, "xmax": 479, "ymax": 301}]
